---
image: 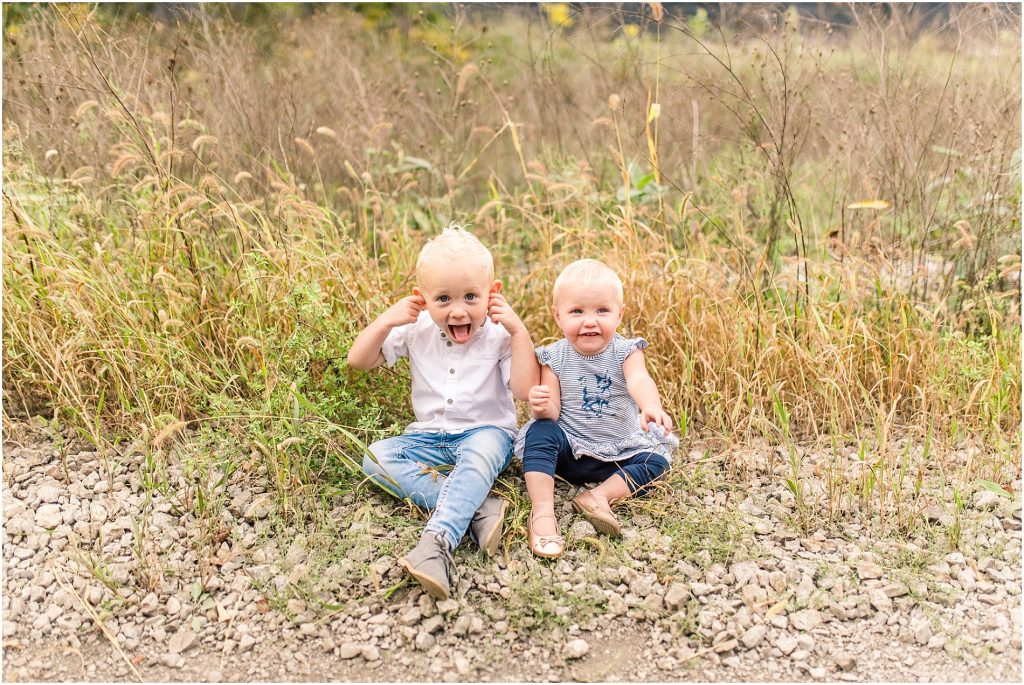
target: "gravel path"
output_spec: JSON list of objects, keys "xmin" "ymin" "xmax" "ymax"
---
[{"xmin": 3, "ymin": 418, "xmax": 1021, "ymax": 682}]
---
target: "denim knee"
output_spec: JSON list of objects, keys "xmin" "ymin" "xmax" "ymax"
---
[
  {"xmin": 458, "ymin": 426, "xmax": 514, "ymax": 474},
  {"xmin": 522, "ymin": 419, "xmax": 568, "ymax": 476},
  {"xmin": 363, "ymin": 438, "xmax": 402, "ymax": 497}
]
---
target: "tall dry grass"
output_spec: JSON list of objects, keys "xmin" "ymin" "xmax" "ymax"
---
[{"xmin": 2, "ymin": 4, "xmax": 1021, "ymax": 532}]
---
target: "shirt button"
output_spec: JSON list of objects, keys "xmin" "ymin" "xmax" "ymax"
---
[
  {"xmin": 447, "ymin": 399, "xmax": 453, "ymax": 405},
  {"xmin": 446, "ymin": 341, "xmax": 453, "ymax": 347},
  {"xmin": 449, "ymin": 368, "xmax": 455, "ymax": 374}
]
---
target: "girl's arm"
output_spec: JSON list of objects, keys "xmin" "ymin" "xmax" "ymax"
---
[
  {"xmin": 623, "ymin": 349, "xmax": 673, "ymax": 432},
  {"xmin": 528, "ymin": 366, "xmax": 561, "ymax": 421}
]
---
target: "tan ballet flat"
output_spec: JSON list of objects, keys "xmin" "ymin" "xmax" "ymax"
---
[{"xmin": 528, "ymin": 513, "xmax": 565, "ymax": 559}]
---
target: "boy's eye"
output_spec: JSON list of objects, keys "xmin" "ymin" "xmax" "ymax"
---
[
  {"xmin": 598, "ymin": 308, "xmax": 609, "ymax": 314},
  {"xmin": 437, "ymin": 295, "xmax": 450, "ymax": 303},
  {"xmin": 571, "ymin": 308, "xmax": 583, "ymax": 315},
  {"xmin": 465, "ymin": 293, "xmax": 477, "ymax": 301}
]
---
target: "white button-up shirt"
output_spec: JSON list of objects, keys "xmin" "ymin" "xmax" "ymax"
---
[{"xmin": 382, "ymin": 311, "xmax": 517, "ymax": 437}]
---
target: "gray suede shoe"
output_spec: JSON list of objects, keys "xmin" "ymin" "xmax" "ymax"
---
[
  {"xmin": 469, "ymin": 496, "xmax": 508, "ymax": 557},
  {"xmin": 398, "ymin": 531, "xmax": 454, "ymax": 600}
]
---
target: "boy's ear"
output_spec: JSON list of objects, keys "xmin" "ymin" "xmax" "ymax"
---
[
  {"xmin": 412, "ymin": 286, "xmax": 423, "ymax": 298},
  {"xmin": 550, "ymin": 303, "xmax": 559, "ymax": 323},
  {"xmin": 490, "ymin": 280, "xmax": 502, "ymax": 294}
]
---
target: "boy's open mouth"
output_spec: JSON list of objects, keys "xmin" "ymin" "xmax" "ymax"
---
[
  {"xmin": 580, "ymin": 332, "xmax": 601, "ymax": 337},
  {"xmin": 448, "ymin": 323, "xmax": 473, "ymax": 343}
]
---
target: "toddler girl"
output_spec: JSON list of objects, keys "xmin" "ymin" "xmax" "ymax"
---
[{"xmin": 516, "ymin": 259, "xmax": 677, "ymax": 558}]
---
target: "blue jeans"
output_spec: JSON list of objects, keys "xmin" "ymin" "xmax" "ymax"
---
[
  {"xmin": 363, "ymin": 426, "xmax": 514, "ymax": 551},
  {"xmin": 522, "ymin": 419, "xmax": 669, "ymax": 495}
]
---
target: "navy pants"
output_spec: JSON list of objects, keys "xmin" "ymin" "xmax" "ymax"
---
[{"xmin": 522, "ymin": 419, "xmax": 669, "ymax": 495}]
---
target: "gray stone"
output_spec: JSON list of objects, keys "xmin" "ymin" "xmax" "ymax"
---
[
  {"xmin": 569, "ymin": 520, "xmax": 597, "ymax": 538},
  {"xmin": 957, "ymin": 568, "xmax": 977, "ymax": 592},
  {"xmin": 160, "ymin": 654, "xmax": 185, "ymax": 669},
  {"xmin": 451, "ymin": 615, "xmax": 471, "ymax": 636},
  {"xmin": 606, "ymin": 594, "xmax": 628, "ymax": 617},
  {"xmin": 741, "ymin": 584, "xmax": 768, "ymax": 605},
  {"xmin": 421, "ymin": 615, "xmax": 444, "ymax": 634},
  {"xmin": 776, "ymin": 635, "xmax": 798, "ymax": 655},
  {"xmin": 35, "ymin": 505, "xmax": 62, "ymax": 529},
  {"xmin": 834, "ymin": 652, "xmax": 856, "ymax": 671},
  {"xmin": 37, "ymin": 484, "xmax": 62, "ymax": 503},
  {"xmin": 714, "ymin": 638, "xmax": 738, "ymax": 654},
  {"xmin": 868, "ymin": 589, "xmax": 892, "ymax": 613},
  {"xmin": 361, "ymin": 645, "xmax": 380, "ymax": 661},
  {"xmin": 630, "ymin": 575, "xmax": 656, "ymax": 598},
  {"xmin": 565, "ymin": 639, "xmax": 589, "ymax": 659},
  {"xmin": 856, "ymin": 561, "xmax": 883, "ymax": 580},
  {"xmin": 398, "ymin": 607, "xmax": 422, "ymax": 626},
  {"xmin": 769, "ymin": 571, "xmax": 788, "ymax": 593},
  {"xmin": 665, "ymin": 583, "xmax": 689, "ymax": 611},
  {"xmin": 740, "ymin": 624, "xmax": 768, "ymax": 649},
  {"xmin": 414, "ymin": 631, "xmax": 435, "ymax": 650},
  {"xmin": 139, "ymin": 593, "xmax": 159, "ymax": 615},
  {"xmin": 974, "ymin": 490, "xmax": 999, "ymax": 510},
  {"xmin": 731, "ymin": 561, "xmax": 759, "ymax": 587},
  {"xmin": 167, "ymin": 629, "xmax": 197, "ymax": 654},
  {"xmin": 435, "ymin": 599, "xmax": 459, "ymax": 615},
  {"xmin": 244, "ymin": 496, "xmax": 273, "ymax": 520},
  {"xmin": 790, "ymin": 609, "xmax": 822, "ymax": 631},
  {"xmin": 339, "ymin": 643, "xmax": 361, "ymax": 659}
]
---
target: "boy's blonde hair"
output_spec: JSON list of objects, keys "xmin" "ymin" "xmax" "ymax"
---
[
  {"xmin": 553, "ymin": 259, "xmax": 624, "ymax": 303},
  {"xmin": 416, "ymin": 223, "xmax": 494, "ymax": 281}
]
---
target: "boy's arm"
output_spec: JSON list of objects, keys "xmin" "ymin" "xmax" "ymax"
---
[
  {"xmin": 528, "ymin": 366, "xmax": 561, "ymax": 420},
  {"xmin": 488, "ymin": 293, "xmax": 540, "ymax": 400},
  {"xmin": 347, "ymin": 295, "xmax": 425, "ymax": 370},
  {"xmin": 622, "ymin": 349, "xmax": 673, "ymax": 432},
  {"xmin": 507, "ymin": 328, "xmax": 539, "ymax": 400}
]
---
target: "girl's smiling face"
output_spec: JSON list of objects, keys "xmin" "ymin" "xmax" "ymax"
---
[{"xmin": 552, "ymin": 279, "xmax": 623, "ymax": 355}]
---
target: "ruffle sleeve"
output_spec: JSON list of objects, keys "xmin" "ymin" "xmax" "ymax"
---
[
  {"xmin": 535, "ymin": 340, "xmax": 565, "ymax": 375},
  {"xmin": 615, "ymin": 336, "xmax": 649, "ymax": 367}
]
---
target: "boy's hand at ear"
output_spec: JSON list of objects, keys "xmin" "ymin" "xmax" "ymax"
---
[
  {"xmin": 381, "ymin": 294, "xmax": 426, "ymax": 328},
  {"xmin": 488, "ymin": 293, "xmax": 527, "ymax": 337}
]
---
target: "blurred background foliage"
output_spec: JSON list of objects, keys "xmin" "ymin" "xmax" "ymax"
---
[{"xmin": 2, "ymin": 4, "xmax": 1020, "ymax": 502}]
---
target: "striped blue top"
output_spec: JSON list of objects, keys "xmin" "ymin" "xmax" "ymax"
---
[{"xmin": 514, "ymin": 334, "xmax": 677, "ymax": 463}]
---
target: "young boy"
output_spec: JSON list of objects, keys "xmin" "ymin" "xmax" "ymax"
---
[{"xmin": 347, "ymin": 225, "xmax": 536, "ymax": 599}]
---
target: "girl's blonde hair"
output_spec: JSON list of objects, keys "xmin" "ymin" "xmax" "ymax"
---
[
  {"xmin": 553, "ymin": 259, "xmax": 623, "ymax": 303},
  {"xmin": 415, "ymin": 223, "xmax": 494, "ymax": 281}
]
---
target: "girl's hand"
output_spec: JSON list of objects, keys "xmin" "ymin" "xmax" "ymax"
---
[
  {"xmin": 488, "ymin": 293, "xmax": 527, "ymax": 336},
  {"xmin": 528, "ymin": 384, "xmax": 551, "ymax": 417},
  {"xmin": 640, "ymin": 407, "xmax": 673, "ymax": 433},
  {"xmin": 380, "ymin": 295, "xmax": 426, "ymax": 328}
]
